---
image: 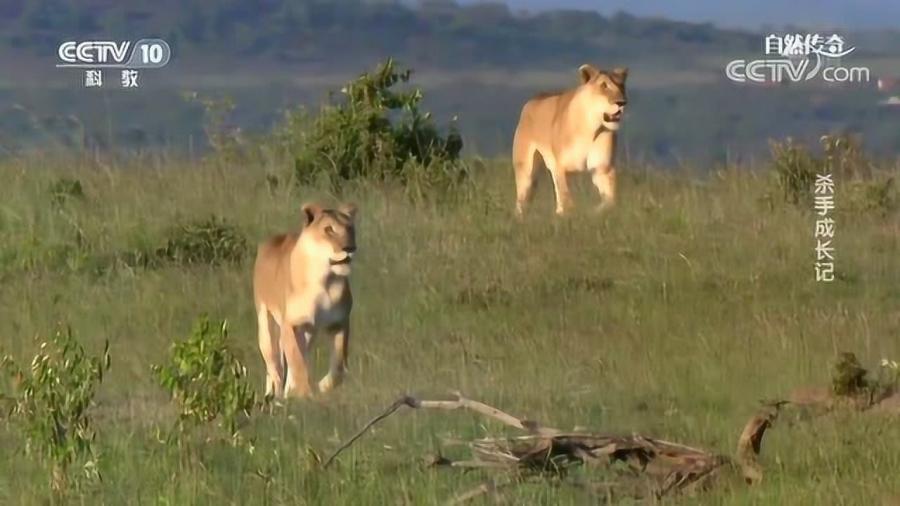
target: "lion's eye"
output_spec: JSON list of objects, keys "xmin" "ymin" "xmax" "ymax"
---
[
  {"xmin": 325, "ymin": 226, "xmax": 335, "ymax": 235},
  {"xmin": 599, "ymin": 81, "xmax": 608, "ymax": 89}
]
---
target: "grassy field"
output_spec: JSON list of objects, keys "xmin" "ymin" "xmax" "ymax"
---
[{"xmin": 0, "ymin": 153, "xmax": 898, "ymax": 504}]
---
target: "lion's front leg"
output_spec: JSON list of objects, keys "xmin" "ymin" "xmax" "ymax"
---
[
  {"xmin": 318, "ymin": 322, "xmax": 349, "ymax": 394},
  {"xmin": 281, "ymin": 320, "xmax": 313, "ymax": 398},
  {"xmin": 549, "ymin": 169, "xmax": 573, "ymax": 215},
  {"xmin": 257, "ymin": 305, "xmax": 284, "ymax": 398},
  {"xmin": 591, "ymin": 165, "xmax": 616, "ymax": 211}
]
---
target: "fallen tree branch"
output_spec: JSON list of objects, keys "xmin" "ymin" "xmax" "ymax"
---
[
  {"xmin": 324, "ymin": 392, "xmax": 555, "ymax": 468},
  {"xmin": 735, "ymin": 401, "xmax": 783, "ymax": 484},
  {"xmin": 416, "ymin": 391, "xmax": 560, "ymax": 436},
  {"xmin": 325, "ymin": 392, "xmax": 786, "ymax": 500}
]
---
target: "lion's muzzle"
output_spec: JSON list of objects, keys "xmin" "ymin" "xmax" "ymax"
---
[
  {"xmin": 329, "ymin": 249, "xmax": 355, "ymax": 266},
  {"xmin": 604, "ymin": 106, "xmax": 625, "ymax": 123}
]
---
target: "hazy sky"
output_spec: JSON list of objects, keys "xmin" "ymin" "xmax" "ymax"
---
[{"xmin": 460, "ymin": 0, "xmax": 900, "ymax": 30}]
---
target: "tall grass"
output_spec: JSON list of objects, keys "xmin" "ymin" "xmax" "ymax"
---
[{"xmin": 0, "ymin": 151, "xmax": 898, "ymax": 504}]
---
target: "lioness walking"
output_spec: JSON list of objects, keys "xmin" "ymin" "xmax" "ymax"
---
[
  {"xmin": 253, "ymin": 202, "xmax": 358, "ymax": 398},
  {"xmin": 512, "ymin": 64, "xmax": 628, "ymax": 216}
]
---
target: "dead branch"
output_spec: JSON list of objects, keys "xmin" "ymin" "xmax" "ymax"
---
[
  {"xmin": 735, "ymin": 401, "xmax": 784, "ymax": 484},
  {"xmin": 323, "ymin": 395, "xmax": 417, "ymax": 468},
  {"xmin": 325, "ymin": 392, "xmax": 786, "ymax": 501},
  {"xmin": 416, "ymin": 391, "xmax": 560, "ymax": 436},
  {"xmin": 324, "ymin": 392, "xmax": 555, "ymax": 468}
]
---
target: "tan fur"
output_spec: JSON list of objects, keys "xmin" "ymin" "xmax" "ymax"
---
[
  {"xmin": 512, "ymin": 64, "xmax": 629, "ymax": 215},
  {"xmin": 253, "ymin": 202, "xmax": 358, "ymax": 399}
]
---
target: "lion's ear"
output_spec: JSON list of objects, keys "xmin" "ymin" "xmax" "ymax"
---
[
  {"xmin": 301, "ymin": 203, "xmax": 322, "ymax": 226},
  {"xmin": 338, "ymin": 203, "xmax": 358, "ymax": 221},
  {"xmin": 610, "ymin": 67, "xmax": 629, "ymax": 84},
  {"xmin": 578, "ymin": 64, "xmax": 599, "ymax": 84}
]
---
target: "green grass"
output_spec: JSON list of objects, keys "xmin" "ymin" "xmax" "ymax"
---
[{"xmin": 0, "ymin": 153, "xmax": 898, "ymax": 504}]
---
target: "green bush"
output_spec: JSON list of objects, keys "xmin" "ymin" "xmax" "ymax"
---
[
  {"xmin": 276, "ymin": 58, "xmax": 467, "ymax": 196},
  {"xmin": 770, "ymin": 134, "xmax": 891, "ymax": 210},
  {"xmin": 49, "ymin": 178, "xmax": 84, "ymax": 207},
  {"xmin": 877, "ymin": 358, "xmax": 900, "ymax": 396},
  {"xmin": 155, "ymin": 216, "xmax": 248, "ymax": 266},
  {"xmin": 821, "ymin": 133, "xmax": 872, "ymax": 180},
  {"xmin": 1, "ymin": 328, "xmax": 111, "ymax": 493},
  {"xmin": 116, "ymin": 216, "xmax": 248, "ymax": 270},
  {"xmin": 151, "ymin": 317, "xmax": 259, "ymax": 444},
  {"xmin": 818, "ymin": 134, "xmax": 895, "ymax": 215},
  {"xmin": 769, "ymin": 137, "xmax": 819, "ymax": 205},
  {"xmin": 831, "ymin": 352, "xmax": 900, "ymax": 404},
  {"xmin": 183, "ymin": 92, "xmax": 242, "ymax": 157},
  {"xmin": 831, "ymin": 352, "xmax": 869, "ymax": 397}
]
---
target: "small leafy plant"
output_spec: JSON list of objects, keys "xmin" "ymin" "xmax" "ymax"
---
[
  {"xmin": 1, "ymin": 328, "xmax": 110, "ymax": 493},
  {"xmin": 152, "ymin": 316, "xmax": 259, "ymax": 445}
]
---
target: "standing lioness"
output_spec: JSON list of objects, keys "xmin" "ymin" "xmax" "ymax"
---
[
  {"xmin": 253, "ymin": 202, "xmax": 357, "ymax": 398},
  {"xmin": 513, "ymin": 64, "xmax": 628, "ymax": 216}
]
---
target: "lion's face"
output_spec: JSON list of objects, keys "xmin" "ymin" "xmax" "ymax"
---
[
  {"xmin": 576, "ymin": 64, "xmax": 628, "ymax": 131},
  {"xmin": 300, "ymin": 202, "xmax": 358, "ymax": 276}
]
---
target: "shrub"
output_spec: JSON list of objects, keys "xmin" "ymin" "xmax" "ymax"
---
[
  {"xmin": 110, "ymin": 217, "xmax": 247, "ymax": 272},
  {"xmin": 276, "ymin": 58, "xmax": 468, "ymax": 196},
  {"xmin": 156, "ymin": 216, "xmax": 248, "ymax": 266},
  {"xmin": 183, "ymin": 92, "xmax": 242, "ymax": 157},
  {"xmin": 821, "ymin": 133, "xmax": 872, "ymax": 180},
  {"xmin": 769, "ymin": 137, "xmax": 819, "ymax": 205},
  {"xmin": 151, "ymin": 317, "xmax": 259, "ymax": 444},
  {"xmin": 818, "ymin": 134, "xmax": 895, "ymax": 215},
  {"xmin": 877, "ymin": 358, "xmax": 900, "ymax": 394},
  {"xmin": 831, "ymin": 352, "xmax": 899, "ymax": 402},
  {"xmin": 831, "ymin": 351, "xmax": 868, "ymax": 397},
  {"xmin": 1, "ymin": 328, "xmax": 111, "ymax": 492},
  {"xmin": 770, "ymin": 134, "xmax": 891, "ymax": 209},
  {"xmin": 49, "ymin": 178, "xmax": 84, "ymax": 207}
]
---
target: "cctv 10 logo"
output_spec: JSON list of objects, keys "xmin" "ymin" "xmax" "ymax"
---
[{"xmin": 57, "ymin": 38, "xmax": 171, "ymax": 68}]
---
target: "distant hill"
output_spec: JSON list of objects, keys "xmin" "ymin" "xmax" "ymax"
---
[
  {"xmin": 473, "ymin": 0, "xmax": 900, "ymax": 31},
  {"xmin": 1, "ymin": 0, "xmax": 898, "ymax": 162},
  {"xmin": 0, "ymin": 0, "xmax": 756, "ymax": 70}
]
